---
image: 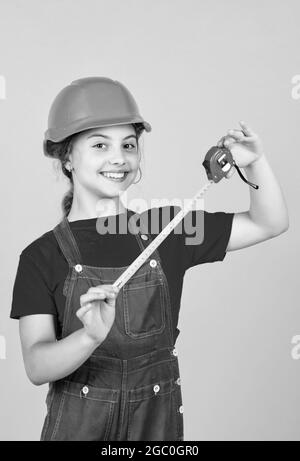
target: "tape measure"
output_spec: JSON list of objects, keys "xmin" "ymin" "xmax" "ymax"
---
[{"xmin": 112, "ymin": 146, "xmax": 259, "ymax": 291}]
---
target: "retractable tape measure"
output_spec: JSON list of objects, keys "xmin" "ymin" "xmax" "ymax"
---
[{"xmin": 112, "ymin": 146, "xmax": 259, "ymax": 291}]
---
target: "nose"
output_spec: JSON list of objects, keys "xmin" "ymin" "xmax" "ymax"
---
[{"xmin": 108, "ymin": 149, "xmax": 127, "ymax": 166}]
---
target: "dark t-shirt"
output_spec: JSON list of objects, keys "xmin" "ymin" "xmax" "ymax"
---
[{"xmin": 10, "ymin": 206, "xmax": 234, "ymax": 343}]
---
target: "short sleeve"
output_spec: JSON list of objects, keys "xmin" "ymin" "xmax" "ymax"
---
[
  {"xmin": 183, "ymin": 210, "xmax": 234, "ymax": 270},
  {"xmin": 10, "ymin": 252, "xmax": 57, "ymax": 319}
]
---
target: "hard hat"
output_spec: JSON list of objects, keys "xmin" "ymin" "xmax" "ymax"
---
[{"xmin": 43, "ymin": 76, "xmax": 152, "ymax": 157}]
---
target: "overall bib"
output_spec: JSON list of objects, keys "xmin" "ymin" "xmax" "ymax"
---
[{"xmin": 40, "ymin": 212, "xmax": 184, "ymax": 441}]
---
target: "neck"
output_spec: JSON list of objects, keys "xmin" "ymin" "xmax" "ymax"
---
[{"xmin": 67, "ymin": 190, "xmax": 127, "ymax": 221}]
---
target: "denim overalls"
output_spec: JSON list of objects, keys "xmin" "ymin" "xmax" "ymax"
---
[{"xmin": 40, "ymin": 211, "xmax": 184, "ymax": 441}]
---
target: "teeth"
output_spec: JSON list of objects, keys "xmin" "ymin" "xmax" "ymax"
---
[{"xmin": 101, "ymin": 172, "xmax": 126, "ymax": 178}]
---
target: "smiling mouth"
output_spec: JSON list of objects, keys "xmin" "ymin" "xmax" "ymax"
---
[{"xmin": 99, "ymin": 171, "xmax": 130, "ymax": 182}]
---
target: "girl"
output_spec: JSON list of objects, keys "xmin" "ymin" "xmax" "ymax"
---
[{"xmin": 10, "ymin": 76, "xmax": 289, "ymax": 441}]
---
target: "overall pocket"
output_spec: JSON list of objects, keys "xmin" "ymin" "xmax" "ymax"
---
[
  {"xmin": 51, "ymin": 380, "xmax": 119, "ymax": 441},
  {"xmin": 123, "ymin": 278, "xmax": 166, "ymax": 339},
  {"xmin": 127, "ymin": 378, "xmax": 178, "ymax": 441}
]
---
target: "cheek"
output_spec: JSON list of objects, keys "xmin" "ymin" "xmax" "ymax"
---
[
  {"xmin": 76, "ymin": 164, "xmax": 97, "ymax": 182},
  {"xmin": 78, "ymin": 157, "xmax": 98, "ymax": 172},
  {"xmin": 129, "ymin": 154, "xmax": 140, "ymax": 168}
]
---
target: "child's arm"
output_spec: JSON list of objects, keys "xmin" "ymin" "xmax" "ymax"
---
[
  {"xmin": 19, "ymin": 315, "xmax": 103, "ymax": 386},
  {"xmin": 19, "ymin": 284, "xmax": 118, "ymax": 386},
  {"xmin": 219, "ymin": 121, "xmax": 289, "ymax": 252}
]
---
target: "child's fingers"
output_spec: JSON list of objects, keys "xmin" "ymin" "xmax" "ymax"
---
[
  {"xmin": 88, "ymin": 285, "xmax": 119, "ymax": 295},
  {"xmin": 239, "ymin": 120, "xmax": 256, "ymax": 137},
  {"xmin": 77, "ymin": 297, "xmax": 108, "ymax": 319},
  {"xmin": 217, "ymin": 136, "xmax": 226, "ymax": 147},
  {"xmin": 76, "ymin": 292, "xmax": 117, "ymax": 319},
  {"xmin": 223, "ymin": 136, "xmax": 236, "ymax": 147},
  {"xmin": 80, "ymin": 290, "xmax": 116, "ymax": 306},
  {"xmin": 217, "ymin": 135, "xmax": 237, "ymax": 148},
  {"xmin": 227, "ymin": 129, "xmax": 245, "ymax": 140},
  {"xmin": 218, "ymin": 121, "xmax": 256, "ymax": 148},
  {"xmin": 76, "ymin": 302, "xmax": 94, "ymax": 319}
]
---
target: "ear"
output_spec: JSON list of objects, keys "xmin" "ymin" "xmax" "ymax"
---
[
  {"xmin": 63, "ymin": 159, "xmax": 72, "ymax": 171},
  {"xmin": 65, "ymin": 150, "xmax": 74, "ymax": 168}
]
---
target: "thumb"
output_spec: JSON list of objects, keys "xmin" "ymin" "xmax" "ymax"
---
[
  {"xmin": 76, "ymin": 302, "xmax": 93, "ymax": 319},
  {"xmin": 104, "ymin": 291, "xmax": 117, "ymax": 307}
]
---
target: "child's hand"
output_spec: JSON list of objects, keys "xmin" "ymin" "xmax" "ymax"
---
[
  {"xmin": 217, "ymin": 121, "xmax": 265, "ymax": 177},
  {"xmin": 76, "ymin": 284, "xmax": 119, "ymax": 346}
]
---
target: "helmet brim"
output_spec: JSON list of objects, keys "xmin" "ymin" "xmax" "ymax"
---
[{"xmin": 43, "ymin": 118, "xmax": 151, "ymax": 157}]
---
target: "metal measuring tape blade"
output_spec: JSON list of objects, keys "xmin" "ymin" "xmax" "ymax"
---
[{"xmin": 112, "ymin": 179, "xmax": 215, "ymax": 291}]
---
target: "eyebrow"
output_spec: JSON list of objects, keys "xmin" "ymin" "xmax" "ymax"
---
[{"xmin": 87, "ymin": 133, "xmax": 137, "ymax": 141}]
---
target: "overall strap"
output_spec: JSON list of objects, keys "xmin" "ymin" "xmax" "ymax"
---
[
  {"xmin": 53, "ymin": 216, "xmax": 83, "ymax": 267},
  {"xmin": 128, "ymin": 209, "xmax": 163, "ymax": 266}
]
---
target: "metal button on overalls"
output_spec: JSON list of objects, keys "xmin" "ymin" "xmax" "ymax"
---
[
  {"xmin": 153, "ymin": 384, "xmax": 160, "ymax": 395},
  {"xmin": 150, "ymin": 259, "xmax": 157, "ymax": 268},
  {"xmin": 81, "ymin": 386, "xmax": 89, "ymax": 396},
  {"xmin": 140, "ymin": 234, "xmax": 149, "ymax": 241},
  {"xmin": 40, "ymin": 210, "xmax": 184, "ymax": 441}
]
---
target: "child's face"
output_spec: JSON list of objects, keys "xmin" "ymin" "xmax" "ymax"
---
[{"xmin": 69, "ymin": 124, "xmax": 140, "ymax": 198}]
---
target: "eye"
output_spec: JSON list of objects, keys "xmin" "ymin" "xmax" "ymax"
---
[
  {"xmin": 93, "ymin": 143, "xmax": 136, "ymax": 150},
  {"xmin": 93, "ymin": 143, "xmax": 106, "ymax": 149}
]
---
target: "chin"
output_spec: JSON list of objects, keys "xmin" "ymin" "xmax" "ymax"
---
[{"xmin": 96, "ymin": 188, "xmax": 128, "ymax": 198}]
